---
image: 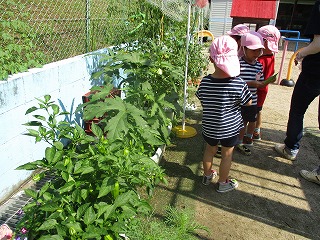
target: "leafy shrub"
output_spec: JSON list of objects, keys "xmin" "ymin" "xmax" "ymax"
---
[{"xmin": 15, "ymin": 95, "xmax": 167, "ymax": 240}]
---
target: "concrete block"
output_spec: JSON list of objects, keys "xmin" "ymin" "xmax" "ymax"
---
[
  {"xmin": 0, "ymin": 105, "xmax": 29, "ymax": 145},
  {"xmin": 23, "ymin": 64, "xmax": 59, "ymax": 102},
  {"xmin": 0, "ymin": 75, "xmax": 26, "ymax": 114},
  {"xmin": 58, "ymin": 55, "xmax": 88, "ymax": 86}
]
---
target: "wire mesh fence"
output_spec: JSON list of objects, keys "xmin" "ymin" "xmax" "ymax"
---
[
  {"xmin": 1, "ymin": 0, "xmax": 211, "ymax": 81},
  {"xmin": 1, "ymin": 0, "xmax": 142, "ymax": 64}
]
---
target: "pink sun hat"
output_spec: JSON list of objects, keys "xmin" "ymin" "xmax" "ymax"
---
[
  {"xmin": 241, "ymin": 31, "xmax": 265, "ymax": 50},
  {"xmin": 257, "ymin": 25, "xmax": 281, "ymax": 53},
  {"xmin": 227, "ymin": 24, "xmax": 249, "ymax": 36},
  {"xmin": 210, "ymin": 35, "xmax": 240, "ymax": 77}
]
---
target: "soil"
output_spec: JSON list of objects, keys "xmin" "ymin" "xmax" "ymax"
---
[{"xmin": 150, "ymin": 42, "xmax": 320, "ymax": 240}]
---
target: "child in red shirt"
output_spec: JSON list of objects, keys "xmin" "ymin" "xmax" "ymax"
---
[{"xmin": 254, "ymin": 25, "xmax": 281, "ymax": 140}]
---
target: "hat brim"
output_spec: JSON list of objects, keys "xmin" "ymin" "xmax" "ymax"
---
[
  {"xmin": 268, "ymin": 41, "xmax": 279, "ymax": 52},
  {"xmin": 246, "ymin": 44, "xmax": 265, "ymax": 50}
]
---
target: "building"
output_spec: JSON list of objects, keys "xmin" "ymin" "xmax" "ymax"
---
[{"xmin": 208, "ymin": 0, "xmax": 315, "ymax": 37}]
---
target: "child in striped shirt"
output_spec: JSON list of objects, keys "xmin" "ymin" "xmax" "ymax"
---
[
  {"xmin": 196, "ymin": 35, "xmax": 252, "ymax": 193},
  {"xmin": 236, "ymin": 31, "xmax": 270, "ymax": 156}
]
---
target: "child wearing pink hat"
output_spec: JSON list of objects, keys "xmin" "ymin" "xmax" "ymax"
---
[
  {"xmin": 254, "ymin": 25, "xmax": 281, "ymax": 141},
  {"xmin": 236, "ymin": 31, "xmax": 274, "ymax": 155},
  {"xmin": 196, "ymin": 35, "xmax": 252, "ymax": 192},
  {"xmin": 227, "ymin": 24, "xmax": 250, "ymax": 44},
  {"xmin": 227, "ymin": 24, "xmax": 250, "ymax": 55}
]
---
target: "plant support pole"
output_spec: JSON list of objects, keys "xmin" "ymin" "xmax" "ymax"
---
[{"xmin": 182, "ymin": 2, "xmax": 192, "ymax": 131}]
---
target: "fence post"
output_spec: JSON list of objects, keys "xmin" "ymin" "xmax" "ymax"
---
[{"xmin": 86, "ymin": 0, "xmax": 91, "ymax": 52}]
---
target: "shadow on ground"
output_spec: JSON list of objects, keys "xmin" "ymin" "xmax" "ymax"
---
[{"xmin": 150, "ymin": 108, "xmax": 320, "ymax": 240}]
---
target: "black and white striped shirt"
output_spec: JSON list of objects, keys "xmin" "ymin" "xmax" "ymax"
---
[
  {"xmin": 239, "ymin": 57, "xmax": 264, "ymax": 105},
  {"xmin": 196, "ymin": 75, "xmax": 252, "ymax": 139}
]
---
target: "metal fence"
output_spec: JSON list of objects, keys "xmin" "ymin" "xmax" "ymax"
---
[{"xmin": 1, "ymin": 0, "xmax": 141, "ymax": 64}]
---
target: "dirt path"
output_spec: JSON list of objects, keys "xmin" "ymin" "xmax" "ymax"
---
[{"xmin": 152, "ymin": 43, "xmax": 320, "ymax": 240}]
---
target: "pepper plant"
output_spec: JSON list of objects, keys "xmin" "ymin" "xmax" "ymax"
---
[
  {"xmin": 15, "ymin": 95, "xmax": 167, "ymax": 240},
  {"xmin": 88, "ymin": 39, "xmax": 184, "ymax": 145}
]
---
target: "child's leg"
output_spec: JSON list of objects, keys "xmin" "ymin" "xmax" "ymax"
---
[
  {"xmin": 256, "ymin": 111, "xmax": 262, "ymax": 130},
  {"xmin": 236, "ymin": 121, "xmax": 251, "ymax": 155},
  {"xmin": 218, "ymin": 146, "xmax": 234, "ymax": 182},
  {"xmin": 203, "ymin": 143, "xmax": 218, "ymax": 176},
  {"xmin": 254, "ymin": 111, "xmax": 262, "ymax": 140},
  {"xmin": 238, "ymin": 121, "xmax": 247, "ymax": 143},
  {"xmin": 246, "ymin": 121, "xmax": 256, "ymax": 137}
]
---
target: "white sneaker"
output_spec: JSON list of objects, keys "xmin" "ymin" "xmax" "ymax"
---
[
  {"xmin": 202, "ymin": 170, "xmax": 217, "ymax": 185},
  {"xmin": 300, "ymin": 168, "xmax": 320, "ymax": 185},
  {"xmin": 216, "ymin": 179, "xmax": 238, "ymax": 193},
  {"xmin": 274, "ymin": 144, "xmax": 298, "ymax": 161}
]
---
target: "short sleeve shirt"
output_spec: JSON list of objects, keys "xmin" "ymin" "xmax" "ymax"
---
[
  {"xmin": 239, "ymin": 57, "xmax": 264, "ymax": 105},
  {"xmin": 196, "ymin": 75, "xmax": 252, "ymax": 139}
]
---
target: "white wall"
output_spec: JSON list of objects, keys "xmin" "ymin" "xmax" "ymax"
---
[{"xmin": 0, "ymin": 49, "xmax": 108, "ymax": 202}]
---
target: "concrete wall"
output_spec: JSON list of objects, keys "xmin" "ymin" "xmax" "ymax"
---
[{"xmin": 0, "ymin": 49, "xmax": 109, "ymax": 202}]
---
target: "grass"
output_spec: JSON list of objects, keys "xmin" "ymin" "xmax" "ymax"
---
[{"xmin": 124, "ymin": 205, "xmax": 209, "ymax": 240}]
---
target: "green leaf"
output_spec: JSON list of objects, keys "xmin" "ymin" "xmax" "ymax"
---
[
  {"xmin": 24, "ymin": 189, "xmax": 38, "ymax": 199},
  {"xmin": 53, "ymin": 141, "xmax": 64, "ymax": 150},
  {"xmin": 15, "ymin": 160, "xmax": 43, "ymax": 170},
  {"xmin": 113, "ymin": 191, "xmax": 134, "ymax": 208},
  {"xmin": 33, "ymin": 115, "xmax": 46, "ymax": 121},
  {"xmin": 37, "ymin": 219, "xmax": 58, "ymax": 231},
  {"xmin": 105, "ymin": 112, "xmax": 126, "ymax": 140},
  {"xmin": 25, "ymin": 106, "xmax": 38, "ymax": 114},
  {"xmin": 91, "ymin": 123, "xmax": 103, "ymax": 139},
  {"xmin": 44, "ymin": 95, "xmax": 51, "ymax": 103},
  {"xmin": 40, "ymin": 203, "xmax": 61, "ymax": 212},
  {"xmin": 45, "ymin": 147, "xmax": 56, "ymax": 164},
  {"xmin": 83, "ymin": 206, "xmax": 96, "ymax": 225},
  {"xmin": 42, "ymin": 192, "xmax": 53, "ymax": 201},
  {"xmin": 95, "ymin": 202, "xmax": 113, "ymax": 218},
  {"xmin": 23, "ymin": 121, "xmax": 43, "ymax": 126},
  {"xmin": 55, "ymin": 225, "xmax": 67, "ymax": 237},
  {"xmin": 51, "ymin": 104, "xmax": 60, "ymax": 115},
  {"xmin": 52, "ymin": 150, "xmax": 64, "ymax": 164},
  {"xmin": 76, "ymin": 203, "xmax": 90, "ymax": 220},
  {"xmin": 24, "ymin": 129, "xmax": 40, "ymax": 138},
  {"xmin": 66, "ymin": 222, "xmax": 83, "ymax": 233},
  {"xmin": 82, "ymin": 225, "xmax": 104, "ymax": 239},
  {"xmin": 59, "ymin": 181, "xmax": 75, "ymax": 194},
  {"xmin": 81, "ymin": 166, "xmax": 95, "ymax": 175},
  {"xmin": 32, "ymin": 172, "xmax": 45, "ymax": 182},
  {"xmin": 98, "ymin": 177, "xmax": 113, "ymax": 198},
  {"xmin": 81, "ymin": 189, "xmax": 89, "ymax": 200}
]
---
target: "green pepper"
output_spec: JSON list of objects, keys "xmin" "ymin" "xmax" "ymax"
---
[{"xmin": 113, "ymin": 182, "xmax": 119, "ymax": 199}]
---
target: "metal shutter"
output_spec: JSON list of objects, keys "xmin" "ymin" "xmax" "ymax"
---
[{"xmin": 209, "ymin": 0, "xmax": 233, "ymax": 38}]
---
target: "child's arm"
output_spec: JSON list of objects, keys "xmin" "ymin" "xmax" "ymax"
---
[{"xmin": 245, "ymin": 99, "xmax": 252, "ymax": 106}]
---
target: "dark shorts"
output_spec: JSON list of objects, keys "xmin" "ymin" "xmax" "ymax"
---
[
  {"xmin": 241, "ymin": 105, "xmax": 257, "ymax": 122},
  {"xmin": 202, "ymin": 133, "xmax": 239, "ymax": 147},
  {"xmin": 257, "ymin": 106, "xmax": 262, "ymax": 113}
]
